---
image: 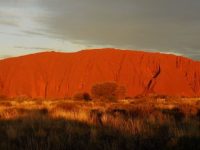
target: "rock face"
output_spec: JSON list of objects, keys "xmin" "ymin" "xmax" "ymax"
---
[{"xmin": 0, "ymin": 48, "xmax": 200, "ymax": 98}]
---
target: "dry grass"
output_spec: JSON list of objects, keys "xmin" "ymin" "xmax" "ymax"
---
[{"xmin": 0, "ymin": 97, "xmax": 199, "ymax": 150}]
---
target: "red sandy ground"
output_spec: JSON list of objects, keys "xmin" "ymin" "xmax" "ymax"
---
[{"xmin": 0, "ymin": 48, "xmax": 200, "ymax": 98}]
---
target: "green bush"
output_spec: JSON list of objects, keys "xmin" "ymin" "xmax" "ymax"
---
[{"xmin": 91, "ymin": 82, "xmax": 126, "ymax": 101}]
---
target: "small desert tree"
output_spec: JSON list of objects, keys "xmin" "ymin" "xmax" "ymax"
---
[
  {"xmin": 73, "ymin": 92, "xmax": 91, "ymax": 101},
  {"xmin": 91, "ymin": 82, "xmax": 126, "ymax": 101}
]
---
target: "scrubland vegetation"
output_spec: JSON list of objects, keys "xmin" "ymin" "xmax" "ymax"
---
[{"xmin": 0, "ymin": 96, "xmax": 199, "ymax": 150}]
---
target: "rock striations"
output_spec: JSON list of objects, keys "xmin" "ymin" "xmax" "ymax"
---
[{"xmin": 0, "ymin": 48, "xmax": 200, "ymax": 98}]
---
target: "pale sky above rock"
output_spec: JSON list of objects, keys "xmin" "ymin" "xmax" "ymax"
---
[{"xmin": 0, "ymin": 0, "xmax": 200, "ymax": 60}]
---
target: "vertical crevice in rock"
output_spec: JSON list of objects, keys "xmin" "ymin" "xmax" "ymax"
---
[
  {"xmin": 144, "ymin": 65, "xmax": 161, "ymax": 95},
  {"xmin": 153, "ymin": 65, "xmax": 161, "ymax": 79}
]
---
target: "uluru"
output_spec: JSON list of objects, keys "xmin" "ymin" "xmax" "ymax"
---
[{"xmin": 0, "ymin": 48, "xmax": 200, "ymax": 99}]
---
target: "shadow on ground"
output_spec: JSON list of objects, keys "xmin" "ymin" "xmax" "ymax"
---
[{"xmin": 0, "ymin": 108, "xmax": 199, "ymax": 150}]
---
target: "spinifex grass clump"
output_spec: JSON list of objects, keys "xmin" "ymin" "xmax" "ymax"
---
[{"xmin": 0, "ymin": 98, "xmax": 199, "ymax": 150}]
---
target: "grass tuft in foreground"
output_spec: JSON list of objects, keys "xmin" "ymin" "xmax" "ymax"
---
[{"xmin": 0, "ymin": 97, "xmax": 199, "ymax": 150}]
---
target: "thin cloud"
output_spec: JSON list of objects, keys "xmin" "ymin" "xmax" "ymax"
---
[
  {"xmin": 14, "ymin": 46, "xmax": 53, "ymax": 51},
  {"xmin": 33, "ymin": 0, "xmax": 200, "ymax": 59},
  {"xmin": 0, "ymin": 0, "xmax": 200, "ymax": 60}
]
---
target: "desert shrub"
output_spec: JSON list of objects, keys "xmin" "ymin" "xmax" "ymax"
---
[
  {"xmin": 162, "ymin": 108, "xmax": 185, "ymax": 121},
  {"xmin": 0, "ymin": 101, "xmax": 12, "ymax": 107},
  {"xmin": 91, "ymin": 82, "xmax": 126, "ymax": 101},
  {"xmin": 54, "ymin": 102, "xmax": 77, "ymax": 112},
  {"xmin": 106, "ymin": 109, "xmax": 128, "ymax": 119},
  {"xmin": 125, "ymin": 96, "xmax": 133, "ymax": 100},
  {"xmin": 0, "ymin": 95, "xmax": 7, "ymax": 100},
  {"xmin": 73, "ymin": 92, "xmax": 91, "ymax": 101},
  {"xmin": 90, "ymin": 109, "xmax": 103, "ymax": 126}
]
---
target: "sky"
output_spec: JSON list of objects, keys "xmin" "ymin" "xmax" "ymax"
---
[{"xmin": 0, "ymin": 0, "xmax": 200, "ymax": 60}]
